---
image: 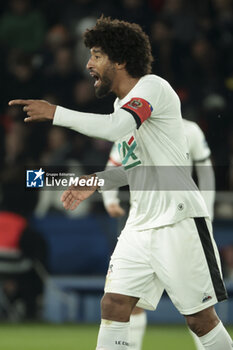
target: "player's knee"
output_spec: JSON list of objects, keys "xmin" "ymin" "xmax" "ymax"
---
[
  {"xmin": 101, "ymin": 293, "xmax": 136, "ymax": 322},
  {"xmin": 185, "ymin": 306, "xmax": 219, "ymax": 337},
  {"xmin": 186, "ymin": 316, "xmax": 206, "ymax": 336}
]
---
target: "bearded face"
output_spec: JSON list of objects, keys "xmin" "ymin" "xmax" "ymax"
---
[{"xmin": 87, "ymin": 47, "xmax": 116, "ymax": 98}]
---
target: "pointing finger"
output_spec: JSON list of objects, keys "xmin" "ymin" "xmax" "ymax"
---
[{"xmin": 8, "ymin": 99, "xmax": 33, "ymax": 106}]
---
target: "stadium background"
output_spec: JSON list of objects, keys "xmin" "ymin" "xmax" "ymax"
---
[{"xmin": 0, "ymin": 0, "xmax": 232, "ymax": 349}]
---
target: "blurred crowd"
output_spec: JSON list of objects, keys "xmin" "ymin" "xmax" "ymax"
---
[{"xmin": 0, "ymin": 0, "xmax": 232, "ymax": 212}]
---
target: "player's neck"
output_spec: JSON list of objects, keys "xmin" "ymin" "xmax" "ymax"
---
[{"xmin": 113, "ymin": 72, "xmax": 140, "ymax": 100}]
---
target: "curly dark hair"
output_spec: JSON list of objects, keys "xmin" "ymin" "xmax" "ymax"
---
[{"xmin": 84, "ymin": 16, "xmax": 153, "ymax": 78}]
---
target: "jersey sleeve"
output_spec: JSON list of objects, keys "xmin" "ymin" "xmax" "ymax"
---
[
  {"xmin": 121, "ymin": 97, "xmax": 153, "ymax": 128},
  {"xmin": 188, "ymin": 123, "xmax": 211, "ymax": 162},
  {"xmin": 96, "ymin": 166, "xmax": 128, "ymax": 191},
  {"xmin": 53, "ymin": 106, "xmax": 137, "ymax": 142}
]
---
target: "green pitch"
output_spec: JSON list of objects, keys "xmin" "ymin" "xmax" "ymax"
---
[{"xmin": 0, "ymin": 323, "xmax": 233, "ymax": 350}]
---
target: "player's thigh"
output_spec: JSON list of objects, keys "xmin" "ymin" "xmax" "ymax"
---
[
  {"xmin": 105, "ymin": 227, "xmax": 164, "ymax": 311},
  {"xmin": 150, "ymin": 217, "xmax": 227, "ymax": 315}
]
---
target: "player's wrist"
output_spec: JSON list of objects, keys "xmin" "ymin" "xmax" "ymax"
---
[{"xmin": 48, "ymin": 103, "xmax": 56, "ymax": 120}]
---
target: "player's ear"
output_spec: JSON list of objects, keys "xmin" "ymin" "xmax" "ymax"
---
[{"xmin": 115, "ymin": 62, "xmax": 126, "ymax": 70}]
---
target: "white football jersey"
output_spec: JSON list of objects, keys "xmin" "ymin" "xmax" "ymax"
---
[
  {"xmin": 54, "ymin": 74, "xmax": 209, "ymax": 229},
  {"xmin": 107, "ymin": 120, "xmax": 211, "ymax": 167},
  {"xmin": 103, "ymin": 118, "xmax": 214, "ymax": 218},
  {"xmin": 109, "ymin": 75, "xmax": 209, "ymax": 229}
]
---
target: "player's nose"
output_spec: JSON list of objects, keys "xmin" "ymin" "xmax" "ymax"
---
[{"xmin": 86, "ymin": 57, "xmax": 94, "ymax": 70}]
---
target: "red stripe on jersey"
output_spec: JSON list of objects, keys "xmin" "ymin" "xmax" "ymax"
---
[
  {"xmin": 122, "ymin": 98, "xmax": 152, "ymax": 124},
  {"xmin": 109, "ymin": 157, "xmax": 121, "ymax": 167},
  {"xmin": 128, "ymin": 136, "xmax": 134, "ymax": 145}
]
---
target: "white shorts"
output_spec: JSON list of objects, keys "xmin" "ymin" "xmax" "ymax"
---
[{"xmin": 104, "ymin": 217, "xmax": 227, "ymax": 315}]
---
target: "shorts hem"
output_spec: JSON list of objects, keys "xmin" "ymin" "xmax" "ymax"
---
[
  {"xmin": 104, "ymin": 287, "xmax": 156, "ymax": 311},
  {"xmin": 179, "ymin": 298, "xmax": 218, "ymax": 315}
]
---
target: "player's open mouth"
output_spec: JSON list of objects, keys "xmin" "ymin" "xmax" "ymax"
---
[{"xmin": 90, "ymin": 72, "xmax": 101, "ymax": 87}]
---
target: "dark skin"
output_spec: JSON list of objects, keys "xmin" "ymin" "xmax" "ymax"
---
[{"xmin": 9, "ymin": 47, "xmax": 220, "ymax": 338}]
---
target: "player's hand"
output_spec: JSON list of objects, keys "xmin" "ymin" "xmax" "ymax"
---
[
  {"xmin": 61, "ymin": 175, "xmax": 98, "ymax": 211},
  {"xmin": 106, "ymin": 203, "xmax": 125, "ymax": 217},
  {"xmin": 8, "ymin": 99, "xmax": 56, "ymax": 122}
]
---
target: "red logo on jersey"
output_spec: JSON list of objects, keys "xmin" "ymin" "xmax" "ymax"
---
[{"xmin": 128, "ymin": 99, "xmax": 143, "ymax": 109}]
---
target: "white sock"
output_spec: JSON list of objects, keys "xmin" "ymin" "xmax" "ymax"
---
[
  {"xmin": 96, "ymin": 319, "xmax": 130, "ymax": 350},
  {"xmin": 189, "ymin": 329, "xmax": 205, "ymax": 350},
  {"xmin": 129, "ymin": 312, "xmax": 147, "ymax": 350},
  {"xmin": 199, "ymin": 321, "xmax": 233, "ymax": 349}
]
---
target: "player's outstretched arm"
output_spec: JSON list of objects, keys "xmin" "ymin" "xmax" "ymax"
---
[
  {"xmin": 8, "ymin": 99, "xmax": 136, "ymax": 141},
  {"xmin": 61, "ymin": 175, "xmax": 98, "ymax": 211},
  {"xmin": 8, "ymin": 99, "xmax": 56, "ymax": 122}
]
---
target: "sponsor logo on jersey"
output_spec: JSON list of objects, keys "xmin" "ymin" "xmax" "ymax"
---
[{"xmin": 118, "ymin": 136, "xmax": 141, "ymax": 170}]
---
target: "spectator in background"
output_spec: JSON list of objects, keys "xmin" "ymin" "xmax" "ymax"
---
[
  {"xmin": 0, "ymin": 0, "xmax": 46, "ymax": 53},
  {"xmin": 73, "ymin": 78, "xmax": 97, "ymax": 111},
  {"xmin": 186, "ymin": 37, "xmax": 222, "ymax": 107},
  {"xmin": 150, "ymin": 16, "xmax": 185, "ymax": 86},
  {"xmin": 0, "ymin": 122, "xmax": 5, "ymax": 169},
  {"xmin": 1, "ymin": 51, "xmax": 44, "ymax": 108},
  {"xmin": 212, "ymin": 0, "xmax": 233, "ymax": 81},
  {"xmin": 116, "ymin": 0, "xmax": 153, "ymax": 33},
  {"xmin": 161, "ymin": 0, "xmax": 198, "ymax": 43},
  {"xmin": 2, "ymin": 108, "xmax": 35, "ymax": 169},
  {"xmin": 200, "ymin": 93, "xmax": 230, "ymax": 191},
  {"xmin": 35, "ymin": 126, "xmax": 91, "ymax": 218},
  {"xmin": 45, "ymin": 44, "xmax": 80, "ymax": 106},
  {"xmin": 41, "ymin": 24, "xmax": 72, "ymax": 75},
  {"xmin": 0, "ymin": 174, "xmax": 47, "ymax": 320},
  {"xmin": 229, "ymin": 127, "xmax": 233, "ymax": 191},
  {"xmin": 39, "ymin": 126, "xmax": 72, "ymax": 166},
  {"xmin": 61, "ymin": 0, "xmax": 108, "ymax": 34}
]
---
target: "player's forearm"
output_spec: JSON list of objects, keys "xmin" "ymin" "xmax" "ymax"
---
[
  {"xmin": 96, "ymin": 166, "xmax": 128, "ymax": 191},
  {"xmin": 53, "ymin": 106, "xmax": 136, "ymax": 141}
]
